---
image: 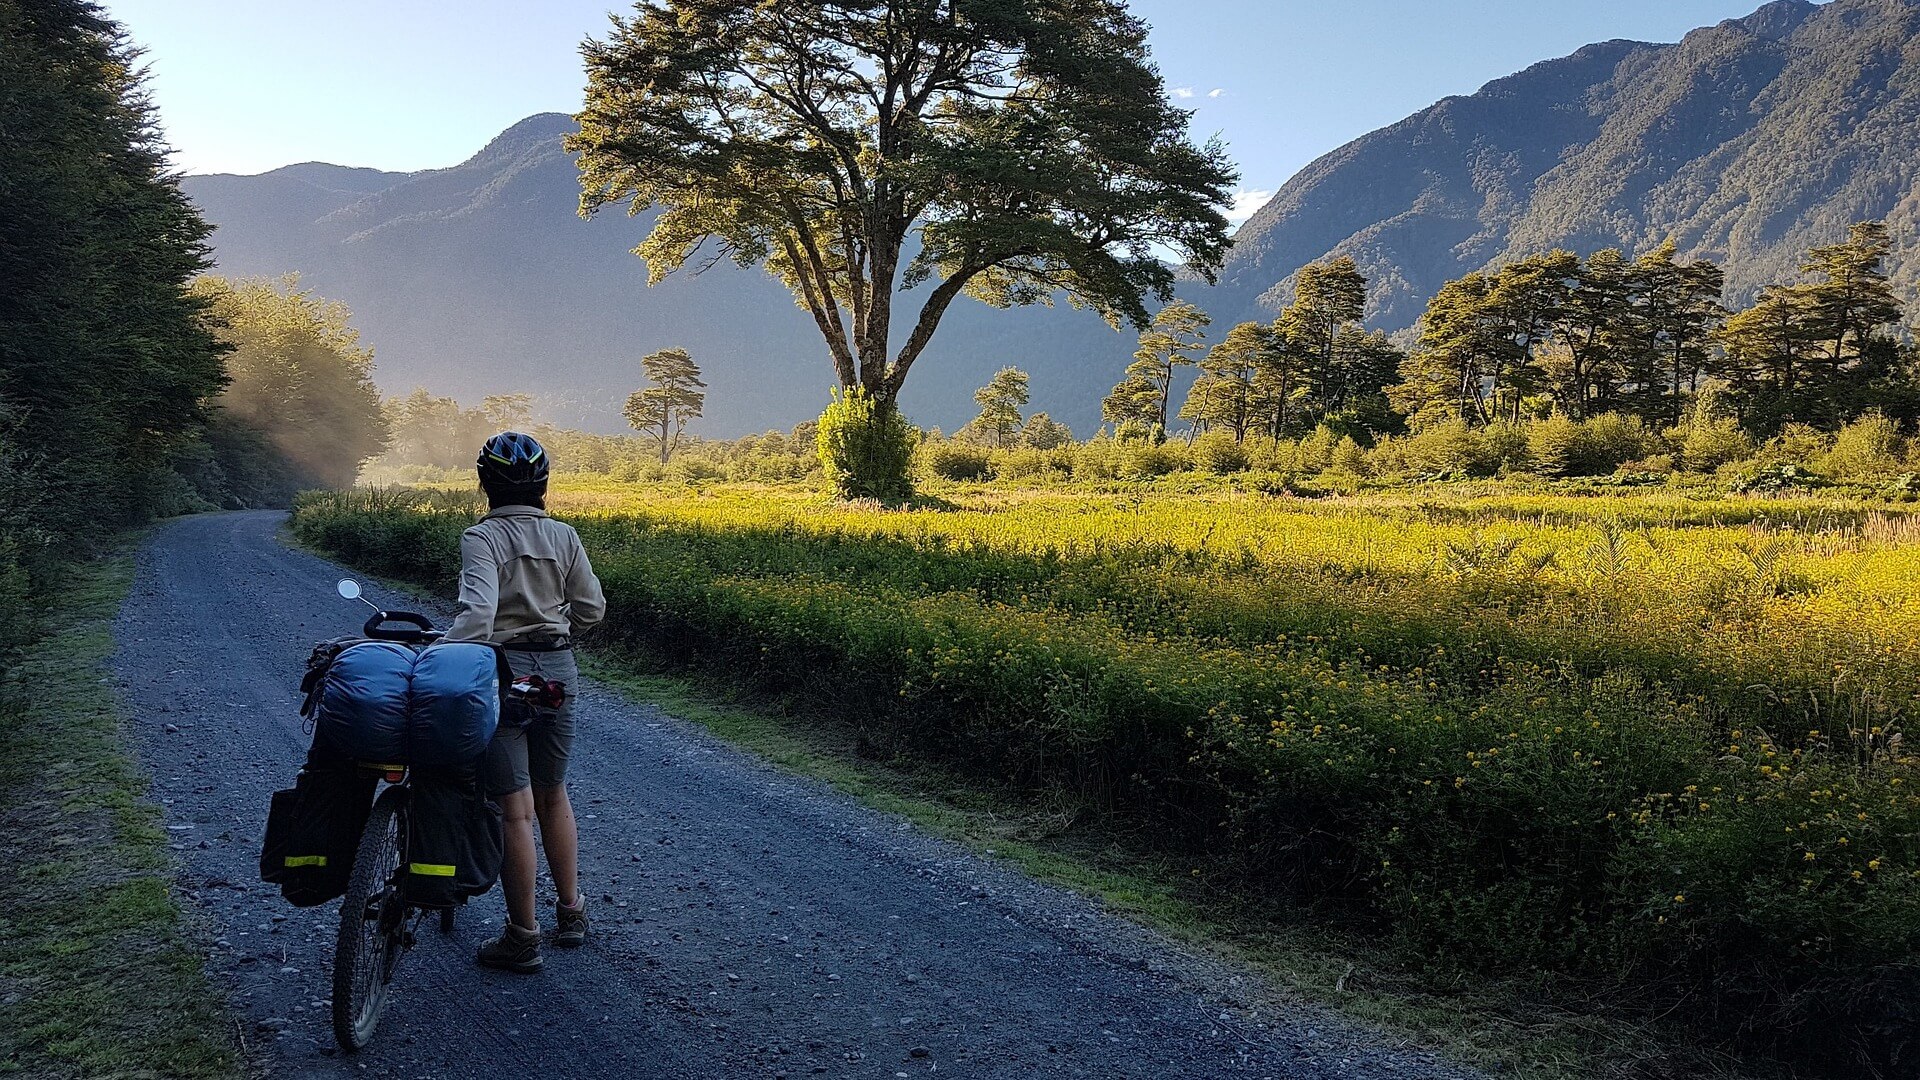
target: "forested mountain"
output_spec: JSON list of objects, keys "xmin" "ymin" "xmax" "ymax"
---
[
  {"xmin": 186, "ymin": 0, "xmax": 1920, "ymax": 436},
  {"xmin": 1224, "ymin": 0, "xmax": 1920, "ymax": 330}
]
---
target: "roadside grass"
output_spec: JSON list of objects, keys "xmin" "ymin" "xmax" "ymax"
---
[
  {"xmin": 580, "ymin": 647, "xmax": 1758, "ymax": 1080},
  {"xmin": 0, "ymin": 556, "xmax": 239, "ymax": 1079}
]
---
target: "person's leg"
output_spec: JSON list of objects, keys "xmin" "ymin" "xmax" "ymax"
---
[
  {"xmin": 498, "ymin": 786, "xmax": 539, "ymax": 931},
  {"xmin": 531, "ymin": 784, "xmax": 578, "ymax": 908},
  {"xmin": 525, "ymin": 650, "xmax": 580, "ymax": 908},
  {"xmin": 481, "ymin": 722, "xmax": 539, "ymax": 931}
]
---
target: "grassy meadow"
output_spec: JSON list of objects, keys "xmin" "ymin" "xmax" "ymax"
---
[{"xmin": 294, "ymin": 475, "xmax": 1920, "ymax": 1068}]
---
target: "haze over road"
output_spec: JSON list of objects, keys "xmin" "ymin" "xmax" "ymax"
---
[{"xmin": 112, "ymin": 511, "xmax": 1474, "ymax": 1079}]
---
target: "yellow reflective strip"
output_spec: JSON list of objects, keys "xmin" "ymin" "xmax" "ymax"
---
[
  {"xmin": 283, "ymin": 855, "xmax": 327, "ymax": 868},
  {"xmin": 408, "ymin": 863, "xmax": 456, "ymax": 878}
]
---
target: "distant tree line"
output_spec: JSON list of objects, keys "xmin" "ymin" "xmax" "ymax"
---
[
  {"xmin": 189, "ymin": 276, "xmax": 388, "ymax": 504},
  {"xmin": 1102, "ymin": 222, "xmax": 1916, "ymax": 450},
  {"xmin": 0, "ymin": 2, "xmax": 388, "ymax": 647},
  {"xmin": 371, "ymin": 390, "xmax": 533, "ymax": 472}
]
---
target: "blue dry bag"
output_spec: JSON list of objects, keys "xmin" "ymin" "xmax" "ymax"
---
[{"xmin": 312, "ymin": 641, "xmax": 501, "ymax": 769}]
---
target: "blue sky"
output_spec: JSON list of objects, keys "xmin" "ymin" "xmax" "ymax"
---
[{"xmin": 110, "ymin": 0, "xmax": 1792, "ymax": 224}]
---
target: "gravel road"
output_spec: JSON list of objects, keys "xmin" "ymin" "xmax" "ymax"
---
[{"xmin": 113, "ymin": 511, "xmax": 1478, "ymax": 1080}]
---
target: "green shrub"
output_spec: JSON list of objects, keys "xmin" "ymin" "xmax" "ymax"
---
[
  {"xmin": 1823, "ymin": 411, "xmax": 1906, "ymax": 480},
  {"xmin": 1070, "ymin": 437, "xmax": 1125, "ymax": 480},
  {"xmin": 1192, "ymin": 430, "xmax": 1251, "ymax": 474},
  {"xmin": 1476, "ymin": 421, "xmax": 1532, "ymax": 474},
  {"xmin": 1529, "ymin": 415, "xmax": 1587, "ymax": 477},
  {"xmin": 1666, "ymin": 387, "xmax": 1754, "ymax": 474},
  {"xmin": 993, "ymin": 447, "xmax": 1069, "ymax": 480},
  {"xmin": 1327, "ymin": 436, "xmax": 1369, "ymax": 477},
  {"xmin": 1247, "ymin": 436, "xmax": 1306, "ymax": 473},
  {"xmin": 1125, "ymin": 440, "xmax": 1189, "ymax": 478},
  {"xmin": 1761, "ymin": 423, "xmax": 1832, "ymax": 468},
  {"xmin": 921, "ymin": 441, "xmax": 995, "ymax": 482},
  {"xmin": 1624, "ymin": 454, "xmax": 1676, "ymax": 475},
  {"xmin": 817, "ymin": 387, "xmax": 917, "ymax": 501},
  {"xmin": 672, "ymin": 457, "xmax": 725, "ymax": 483},
  {"xmin": 1402, "ymin": 419, "xmax": 1478, "ymax": 476},
  {"xmin": 1365, "ymin": 434, "xmax": 1408, "ymax": 476},
  {"xmin": 1584, "ymin": 413, "xmax": 1650, "ymax": 468},
  {"xmin": 1678, "ymin": 416, "xmax": 1753, "ymax": 473},
  {"xmin": 1298, "ymin": 425, "xmax": 1339, "ymax": 474},
  {"xmin": 1530, "ymin": 413, "xmax": 1650, "ymax": 477}
]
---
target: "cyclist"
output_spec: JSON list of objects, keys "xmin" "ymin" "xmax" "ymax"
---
[{"xmin": 449, "ymin": 431, "xmax": 606, "ymax": 973}]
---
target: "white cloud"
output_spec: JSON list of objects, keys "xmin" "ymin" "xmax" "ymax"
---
[
  {"xmin": 1170, "ymin": 86, "xmax": 1196, "ymax": 99},
  {"xmin": 1227, "ymin": 189, "xmax": 1273, "ymax": 227},
  {"xmin": 1207, "ymin": 88, "xmax": 1225, "ymax": 99}
]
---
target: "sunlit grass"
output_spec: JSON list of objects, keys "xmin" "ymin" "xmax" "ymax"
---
[{"xmin": 296, "ymin": 477, "xmax": 1920, "ymax": 1065}]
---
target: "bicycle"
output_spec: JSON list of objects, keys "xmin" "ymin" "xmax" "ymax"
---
[{"xmin": 327, "ymin": 581, "xmax": 461, "ymax": 1052}]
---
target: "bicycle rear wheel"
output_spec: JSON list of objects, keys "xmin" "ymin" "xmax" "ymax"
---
[{"xmin": 332, "ymin": 785, "xmax": 406, "ymax": 1051}]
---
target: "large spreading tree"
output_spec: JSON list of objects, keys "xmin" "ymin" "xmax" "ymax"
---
[{"xmin": 570, "ymin": 0, "xmax": 1236, "ymax": 488}]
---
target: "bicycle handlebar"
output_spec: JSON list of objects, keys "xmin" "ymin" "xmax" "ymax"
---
[{"xmin": 362, "ymin": 610, "xmax": 442, "ymax": 644}]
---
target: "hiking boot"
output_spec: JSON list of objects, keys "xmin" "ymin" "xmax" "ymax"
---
[
  {"xmin": 553, "ymin": 897, "xmax": 588, "ymax": 948},
  {"xmin": 477, "ymin": 922, "xmax": 543, "ymax": 973}
]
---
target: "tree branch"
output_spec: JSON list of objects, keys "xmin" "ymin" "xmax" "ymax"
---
[
  {"xmin": 779, "ymin": 231, "xmax": 857, "ymax": 386},
  {"xmin": 884, "ymin": 262, "xmax": 987, "ymax": 396}
]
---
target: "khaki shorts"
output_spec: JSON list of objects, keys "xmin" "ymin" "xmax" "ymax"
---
[{"xmin": 483, "ymin": 649, "xmax": 579, "ymax": 796}]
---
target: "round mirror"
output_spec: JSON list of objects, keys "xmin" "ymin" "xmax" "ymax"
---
[{"xmin": 336, "ymin": 579, "xmax": 362, "ymax": 601}]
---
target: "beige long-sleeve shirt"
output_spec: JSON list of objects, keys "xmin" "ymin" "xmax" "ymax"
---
[{"xmin": 448, "ymin": 506, "xmax": 606, "ymax": 645}]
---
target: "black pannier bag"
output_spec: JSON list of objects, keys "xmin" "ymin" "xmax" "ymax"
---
[
  {"xmin": 401, "ymin": 770, "xmax": 504, "ymax": 909},
  {"xmin": 259, "ymin": 763, "xmax": 378, "ymax": 906}
]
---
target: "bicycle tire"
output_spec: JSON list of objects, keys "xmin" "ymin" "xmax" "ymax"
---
[{"xmin": 332, "ymin": 784, "xmax": 406, "ymax": 1051}]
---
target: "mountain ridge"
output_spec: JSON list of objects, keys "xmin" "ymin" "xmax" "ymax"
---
[
  {"xmin": 184, "ymin": 0, "xmax": 1920, "ymax": 437},
  {"xmin": 1222, "ymin": 0, "xmax": 1920, "ymax": 335}
]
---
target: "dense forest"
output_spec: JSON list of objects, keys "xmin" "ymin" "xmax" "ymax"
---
[
  {"xmin": 1134, "ymin": 223, "xmax": 1914, "ymax": 449},
  {"xmin": 0, "ymin": 0, "xmax": 386, "ymax": 647}
]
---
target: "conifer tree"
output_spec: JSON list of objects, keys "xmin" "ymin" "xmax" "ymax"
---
[
  {"xmin": 1181, "ymin": 321, "xmax": 1271, "ymax": 441},
  {"xmin": 1613, "ymin": 241, "xmax": 1726, "ymax": 424},
  {"xmin": 624, "ymin": 348, "xmax": 707, "ymax": 462},
  {"xmin": 1020, "ymin": 413, "xmax": 1073, "ymax": 450},
  {"xmin": 970, "ymin": 367, "xmax": 1030, "ymax": 447},
  {"xmin": 0, "ymin": 0, "xmax": 227, "ymax": 535},
  {"xmin": 192, "ymin": 276, "xmax": 389, "ymax": 501},
  {"xmin": 1389, "ymin": 274, "xmax": 1509, "ymax": 428},
  {"xmin": 1276, "ymin": 257, "xmax": 1367, "ymax": 417},
  {"xmin": 1712, "ymin": 222, "xmax": 1902, "ymax": 428},
  {"xmin": 571, "ymin": 0, "xmax": 1235, "ymax": 493},
  {"xmin": 1103, "ymin": 301, "xmax": 1209, "ymax": 438}
]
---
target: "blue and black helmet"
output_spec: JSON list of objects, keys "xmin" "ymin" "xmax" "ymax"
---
[{"xmin": 477, "ymin": 431, "xmax": 549, "ymax": 486}]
